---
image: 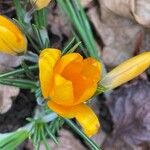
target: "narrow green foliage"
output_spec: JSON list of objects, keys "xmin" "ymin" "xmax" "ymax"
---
[
  {"xmin": 0, "ymin": 130, "xmax": 29, "ymax": 150},
  {"xmin": 66, "ymin": 41, "xmax": 81, "ymax": 54},
  {"xmin": 32, "ymin": 122, "xmax": 42, "ymax": 150},
  {"xmin": 72, "ymin": 30, "xmax": 88, "ymax": 57},
  {"xmin": 35, "ymin": 88, "xmax": 42, "ymax": 98},
  {"xmin": 32, "ymin": 24, "xmax": 45, "ymax": 49},
  {"xmin": 0, "ymin": 65, "xmax": 38, "ymax": 78},
  {"xmin": 49, "ymin": 117, "xmax": 64, "ymax": 135},
  {"xmin": 41, "ymin": 125, "xmax": 51, "ymax": 150},
  {"xmin": 21, "ymin": 62, "xmax": 35, "ymax": 79},
  {"xmin": 31, "ymin": 116, "xmax": 59, "ymax": 150},
  {"xmin": 65, "ymin": 119, "xmax": 102, "ymax": 150},
  {"xmin": 32, "ymin": 25, "xmax": 50, "ymax": 49},
  {"xmin": 0, "ymin": 78, "xmax": 38, "ymax": 89},
  {"xmin": 62, "ymin": 37, "xmax": 76, "ymax": 54},
  {"xmin": 13, "ymin": 0, "xmax": 26, "ymax": 24},
  {"xmin": 45, "ymin": 124, "xmax": 59, "ymax": 144},
  {"xmin": 33, "ymin": 8, "xmax": 50, "ymax": 48},
  {"xmin": 34, "ymin": 8, "xmax": 48, "ymax": 28},
  {"xmin": 32, "ymin": 123, "xmax": 39, "ymax": 148},
  {"xmin": 57, "ymin": 0, "xmax": 99, "ymax": 59}
]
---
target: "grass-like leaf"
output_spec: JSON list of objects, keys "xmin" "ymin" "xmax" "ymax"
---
[{"xmin": 57, "ymin": 0, "xmax": 99, "ymax": 59}]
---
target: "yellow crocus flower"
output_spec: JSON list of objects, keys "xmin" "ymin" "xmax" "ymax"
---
[
  {"xmin": 101, "ymin": 52, "xmax": 150, "ymax": 90},
  {"xmin": 31, "ymin": 0, "xmax": 51, "ymax": 10},
  {"xmin": 39, "ymin": 48, "xmax": 101, "ymax": 137},
  {"xmin": 0, "ymin": 15, "xmax": 27, "ymax": 55}
]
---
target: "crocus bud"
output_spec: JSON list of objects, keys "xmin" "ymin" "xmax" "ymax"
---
[
  {"xmin": 31, "ymin": 0, "xmax": 51, "ymax": 10},
  {"xmin": 101, "ymin": 52, "xmax": 150, "ymax": 90},
  {"xmin": 0, "ymin": 15, "xmax": 27, "ymax": 55}
]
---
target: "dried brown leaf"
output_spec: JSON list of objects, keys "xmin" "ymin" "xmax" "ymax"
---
[
  {"xmin": 0, "ymin": 53, "xmax": 22, "ymax": 113},
  {"xmin": 87, "ymin": 1, "xmax": 150, "ymax": 68},
  {"xmin": 101, "ymin": 0, "xmax": 150, "ymax": 27},
  {"xmin": 103, "ymin": 80, "xmax": 150, "ymax": 149},
  {"xmin": 131, "ymin": 0, "xmax": 150, "ymax": 27},
  {"xmin": 0, "ymin": 53, "xmax": 23, "ymax": 71},
  {"xmin": 81, "ymin": 0, "xmax": 93, "ymax": 8},
  {"xmin": 87, "ymin": 4, "xmax": 143, "ymax": 68},
  {"xmin": 0, "ymin": 85, "xmax": 19, "ymax": 114}
]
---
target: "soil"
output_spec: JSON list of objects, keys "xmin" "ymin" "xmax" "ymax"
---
[{"xmin": 0, "ymin": 90, "xmax": 36, "ymax": 133}]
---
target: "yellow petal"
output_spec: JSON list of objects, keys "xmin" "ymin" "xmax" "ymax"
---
[
  {"xmin": 101, "ymin": 52, "xmax": 150, "ymax": 90},
  {"xmin": 0, "ymin": 15, "xmax": 27, "ymax": 55},
  {"xmin": 31, "ymin": 0, "xmax": 51, "ymax": 10},
  {"xmin": 74, "ymin": 58, "xmax": 101, "ymax": 104},
  {"xmin": 59, "ymin": 56, "xmax": 101, "ymax": 103},
  {"xmin": 39, "ymin": 48, "xmax": 61, "ymax": 98},
  {"xmin": 55, "ymin": 53, "xmax": 83, "ymax": 74},
  {"xmin": 55, "ymin": 53, "xmax": 87, "ymax": 102},
  {"xmin": 76, "ymin": 83, "xmax": 97, "ymax": 104},
  {"xmin": 52, "ymin": 74, "xmax": 74, "ymax": 105},
  {"xmin": 48, "ymin": 102, "xmax": 100, "ymax": 137},
  {"xmin": 60, "ymin": 55, "xmax": 85, "ymax": 100},
  {"xmin": 82, "ymin": 57, "xmax": 102, "ymax": 83},
  {"xmin": 47, "ymin": 101, "xmax": 80, "ymax": 118},
  {"xmin": 75, "ymin": 104, "xmax": 100, "ymax": 137}
]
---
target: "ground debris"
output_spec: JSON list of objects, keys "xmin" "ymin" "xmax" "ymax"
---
[{"xmin": 103, "ymin": 80, "xmax": 150, "ymax": 150}]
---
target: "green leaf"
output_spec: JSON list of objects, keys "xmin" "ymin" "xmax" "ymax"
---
[
  {"xmin": 32, "ymin": 25, "xmax": 50, "ymax": 49},
  {"xmin": 62, "ymin": 37, "xmax": 76, "ymax": 54},
  {"xmin": 34, "ymin": 8, "xmax": 48, "ymax": 28},
  {"xmin": 49, "ymin": 117, "xmax": 64, "ymax": 135},
  {"xmin": 32, "ymin": 24, "xmax": 45, "ymax": 49},
  {"xmin": 41, "ymin": 125, "xmax": 51, "ymax": 150},
  {"xmin": 45, "ymin": 124, "xmax": 58, "ymax": 144},
  {"xmin": 0, "ymin": 78, "xmax": 38, "ymax": 89},
  {"xmin": 66, "ymin": 41, "xmax": 81, "ymax": 54},
  {"xmin": 13, "ymin": 0, "xmax": 26, "ymax": 24},
  {"xmin": 0, "ymin": 65, "xmax": 38, "ymax": 78},
  {"xmin": 57, "ymin": 0, "xmax": 99, "ymax": 59},
  {"xmin": 65, "ymin": 119, "xmax": 102, "ymax": 150},
  {"xmin": 0, "ymin": 130, "xmax": 29, "ymax": 150},
  {"xmin": 21, "ymin": 61, "xmax": 35, "ymax": 79}
]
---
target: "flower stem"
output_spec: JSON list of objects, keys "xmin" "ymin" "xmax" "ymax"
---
[{"xmin": 65, "ymin": 119, "xmax": 102, "ymax": 150}]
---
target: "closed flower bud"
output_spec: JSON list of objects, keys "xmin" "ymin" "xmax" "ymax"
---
[
  {"xmin": 101, "ymin": 52, "xmax": 150, "ymax": 90},
  {"xmin": 0, "ymin": 15, "xmax": 27, "ymax": 55},
  {"xmin": 31, "ymin": 0, "xmax": 51, "ymax": 10}
]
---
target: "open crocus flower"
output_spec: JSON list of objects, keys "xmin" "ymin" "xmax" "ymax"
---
[
  {"xmin": 31, "ymin": 0, "xmax": 51, "ymax": 10},
  {"xmin": 101, "ymin": 52, "xmax": 150, "ymax": 90},
  {"xmin": 0, "ymin": 15, "xmax": 27, "ymax": 55},
  {"xmin": 39, "ymin": 48, "xmax": 102, "ymax": 137}
]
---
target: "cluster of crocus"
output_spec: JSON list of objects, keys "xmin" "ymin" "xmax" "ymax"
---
[
  {"xmin": 0, "ymin": 12, "xmax": 150, "ymax": 138},
  {"xmin": 0, "ymin": 15, "xmax": 27, "ymax": 55},
  {"xmin": 39, "ymin": 48, "xmax": 150, "ymax": 137}
]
